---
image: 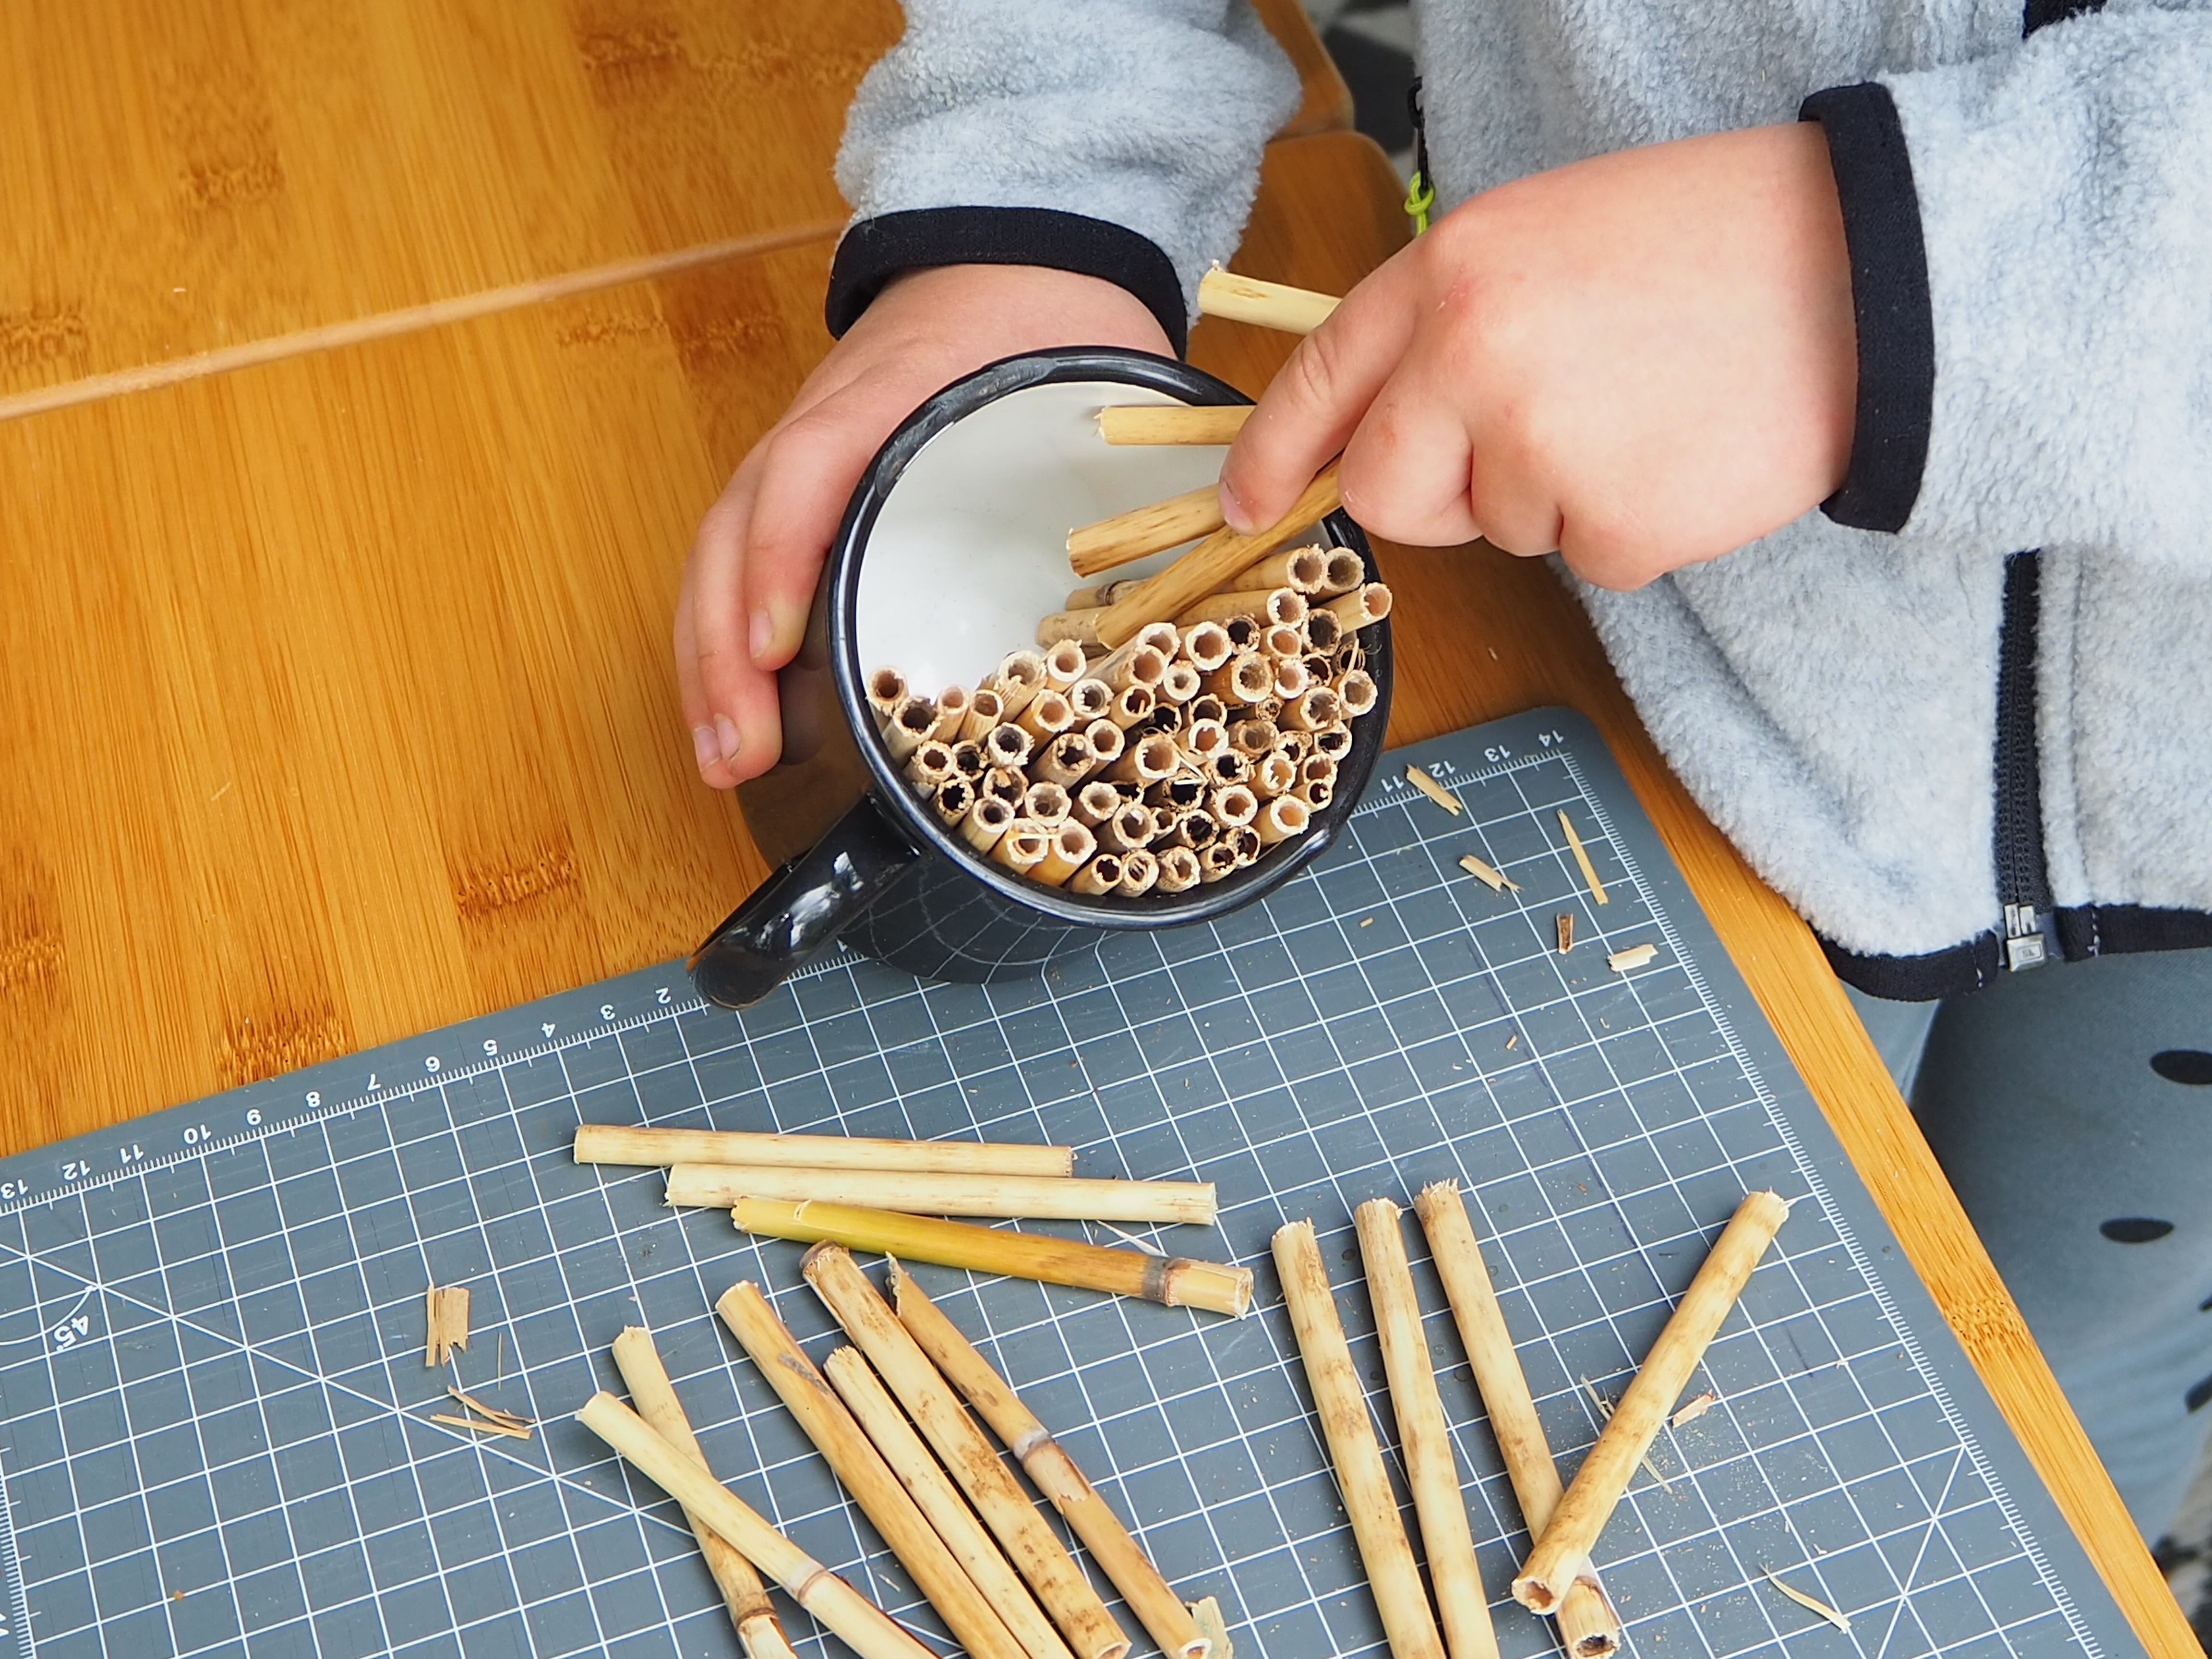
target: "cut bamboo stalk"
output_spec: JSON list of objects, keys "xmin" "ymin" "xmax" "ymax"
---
[
  {"xmin": 1068, "ymin": 484, "xmax": 1227, "ymax": 578},
  {"xmin": 1252, "ymin": 796, "xmax": 1309, "ymax": 845},
  {"xmin": 1043, "ymin": 641, "xmax": 1088, "ymax": 691},
  {"xmin": 1118, "ymin": 849, "xmax": 1160, "ymax": 896},
  {"xmin": 1202, "ymin": 653, "xmax": 1273, "ymax": 705},
  {"xmin": 825, "ymin": 1346, "xmax": 1081, "ymax": 1659},
  {"xmin": 1070, "ymin": 854, "xmax": 1124, "ymax": 896},
  {"xmin": 426, "ymin": 1285, "xmax": 469, "ymax": 1366},
  {"xmin": 610, "ymin": 1327, "xmax": 798, "ymax": 1659},
  {"xmin": 1513, "ymin": 1192, "xmax": 1792, "ymax": 1614},
  {"xmin": 1319, "ymin": 550, "xmax": 1367, "ymax": 595},
  {"xmin": 963, "ymin": 796, "xmax": 1016, "ymax": 855},
  {"xmin": 1109, "ymin": 734, "xmax": 1181, "ymax": 787},
  {"xmin": 891, "ymin": 1263, "xmax": 1208, "ymax": 1659},
  {"xmin": 1066, "ymin": 578, "xmax": 1139, "ymax": 611},
  {"xmin": 1069, "ymin": 680, "xmax": 1113, "ymax": 723},
  {"xmin": 1198, "ymin": 842, "xmax": 1239, "ymax": 883},
  {"xmin": 1174, "ymin": 586, "xmax": 1304, "ymax": 629},
  {"xmin": 729, "ymin": 1200, "xmax": 1253, "ymax": 1316},
  {"xmin": 1255, "ymin": 753, "xmax": 1297, "ymax": 798},
  {"xmin": 867, "ymin": 668, "xmax": 908, "ymax": 724},
  {"xmin": 577, "ymin": 1127, "xmax": 1072, "ymax": 1177},
  {"xmin": 1035, "ymin": 607, "xmax": 1107, "ymax": 651},
  {"xmin": 1337, "ymin": 670, "xmax": 1378, "ymax": 718},
  {"xmin": 1097, "ymin": 404, "xmax": 1252, "ymax": 445},
  {"xmin": 1224, "ymin": 544, "xmax": 1328, "ymax": 595},
  {"xmin": 804, "ymin": 1248, "xmax": 1131, "ymax": 1659},
  {"xmin": 935, "ymin": 779, "xmax": 974, "ymax": 826},
  {"xmin": 1074, "ymin": 782, "xmax": 1124, "ymax": 827},
  {"xmin": 1404, "ymin": 765, "xmax": 1463, "ymax": 815},
  {"xmin": 1272, "ymin": 1221, "xmax": 1445, "ymax": 1659},
  {"xmin": 715, "ymin": 1282, "xmax": 1028, "ymax": 1659},
  {"xmin": 1324, "ymin": 583, "xmax": 1393, "ymax": 629},
  {"xmin": 1034, "ymin": 821, "xmax": 1098, "ymax": 888},
  {"xmin": 1158, "ymin": 662, "xmax": 1203, "ymax": 704},
  {"xmin": 1105, "ymin": 646, "xmax": 1169, "ymax": 694},
  {"xmin": 951, "ymin": 741, "xmax": 989, "ymax": 781},
  {"xmin": 1556, "ymin": 915, "xmax": 1575, "ymax": 954},
  {"xmin": 1282, "ymin": 687, "xmax": 1339, "ymax": 733},
  {"xmin": 962, "ymin": 688, "xmax": 1007, "ymax": 743},
  {"xmin": 1081, "ymin": 720, "xmax": 1126, "ymax": 779},
  {"xmin": 1180, "ymin": 620, "xmax": 1235, "ymax": 673},
  {"xmin": 983, "ymin": 768, "xmax": 1028, "ymax": 806},
  {"xmin": 1154, "ymin": 847, "xmax": 1202, "ymax": 894},
  {"xmin": 1023, "ymin": 782, "xmax": 1072, "ymax": 826},
  {"xmin": 991, "ymin": 821, "xmax": 1051, "ymax": 878},
  {"xmin": 1094, "ymin": 465, "xmax": 1343, "ymax": 650},
  {"xmin": 577, "ymin": 1393, "xmax": 935, "ymax": 1659},
  {"xmin": 1098, "ymin": 803, "xmax": 1155, "ymax": 855},
  {"xmin": 1032, "ymin": 732, "xmax": 1097, "ymax": 791},
  {"xmin": 1196, "ymin": 268, "xmax": 1341, "ymax": 335},
  {"xmin": 1211, "ymin": 786, "xmax": 1258, "ymax": 829},
  {"xmin": 1231, "ymin": 718, "xmax": 1278, "ymax": 757},
  {"xmin": 1412, "ymin": 1183, "xmax": 1616, "ymax": 1659},
  {"xmin": 986, "ymin": 723, "xmax": 1035, "ymax": 772},
  {"xmin": 904, "ymin": 741, "xmax": 955, "ymax": 792},
  {"xmin": 672, "ymin": 1166, "xmax": 1215, "ymax": 1223},
  {"xmin": 1304, "ymin": 609, "xmax": 1344, "ymax": 653},
  {"xmin": 1107, "ymin": 685, "xmax": 1155, "ymax": 729},
  {"xmin": 883, "ymin": 696, "xmax": 941, "ymax": 764},
  {"xmin": 1355, "ymin": 1202, "xmax": 1499, "ymax": 1659},
  {"xmin": 991, "ymin": 651, "xmax": 1048, "ymax": 720},
  {"xmin": 1017, "ymin": 690, "xmax": 1076, "ymax": 743},
  {"xmin": 1557, "ymin": 812, "xmax": 1609, "ymax": 904},
  {"xmin": 931, "ymin": 686, "xmax": 973, "ymax": 744},
  {"xmin": 1607, "ymin": 944, "xmax": 1659, "ymax": 974}
]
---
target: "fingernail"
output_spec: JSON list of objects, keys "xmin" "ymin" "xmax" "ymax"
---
[
  {"xmin": 1219, "ymin": 480, "xmax": 1256, "ymax": 534},
  {"xmin": 749, "ymin": 607, "xmax": 775, "ymax": 665},
  {"xmin": 713, "ymin": 713, "xmax": 741, "ymax": 765},
  {"xmin": 691, "ymin": 723, "xmax": 721, "ymax": 773}
]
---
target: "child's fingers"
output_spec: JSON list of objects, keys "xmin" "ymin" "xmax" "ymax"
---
[
  {"xmin": 1217, "ymin": 254, "xmax": 1421, "ymax": 532},
  {"xmin": 679, "ymin": 457, "xmax": 785, "ymax": 787},
  {"xmin": 1334, "ymin": 362, "xmax": 1483, "ymax": 547}
]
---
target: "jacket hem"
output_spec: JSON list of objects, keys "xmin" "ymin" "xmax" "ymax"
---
[
  {"xmin": 1823, "ymin": 904, "xmax": 2212, "ymax": 1002},
  {"xmin": 825, "ymin": 207, "xmax": 1189, "ymax": 357},
  {"xmin": 1799, "ymin": 83, "xmax": 1936, "ymax": 534}
]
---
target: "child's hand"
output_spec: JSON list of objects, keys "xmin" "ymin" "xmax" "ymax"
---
[
  {"xmin": 1218, "ymin": 123, "xmax": 1858, "ymax": 589},
  {"xmin": 677, "ymin": 264, "xmax": 1171, "ymax": 787}
]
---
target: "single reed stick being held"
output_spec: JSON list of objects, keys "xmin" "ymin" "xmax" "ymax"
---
[
  {"xmin": 1195, "ymin": 267, "xmax": 1342, "ymax": 335},
  {"xmin": 609, "ymin": 1327, "xmax": 799, "ymax": 1659},
  {"xmin": 824, "ymin": 1346, "xmax": 1080, "ymax": 1659},
  {"xmin": 891, "ymin": 1262, "xmax": 1209, "ymax": 1659},
  {"xmin": 716, "ymin": 1282, "xmax": 1030, "ymax": 1659},
  {"xmin": 804, "ymin": 1247, "xmax": 1131, "ymax": 1659},
  {"xmin": 576, "ymin": 1392, "xmax": 935, "ymax": 1659},
  {"xmin": 1513, "ymin": 1191, "xmax": 1792, "ymax": 1614},
  {"xmin": 1093, "ymin": 464, "xmax": 1344, "ymax": 650},
  {"xmin": 666, "ymin": 1166, "xmax": 1217, "ymax": 1225},
  {"xmin": 1354, "ymin": 1201, "xmax": 1500, "ymax": 1659},
  {"xmin": 1068, "ymin": 485, "xmax": 1228, "ymax": 578},
  {"xmin": 1272, "ymin": 1220, "xmax": 1446, "ymax": 1659},
  {"xmin": 1096, "ymin": 404, "xmax": 1252, "ymax": 445},
  {"xmin": 576, "ymin": 1126, "xmax": 1072, "ymax": 1177},
  {"xmin": 728, "ymin": 1199, "xmax": 1254, "ymax": 1316},
  {"xmin": 1411, "ymin": 1183, "xmax": 1618, "ymax": 1659}
]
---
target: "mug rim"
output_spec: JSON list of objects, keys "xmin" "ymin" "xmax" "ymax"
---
[{"xmin": 826, "ymin": 346, "xmax": 1392, "ymax": 932}]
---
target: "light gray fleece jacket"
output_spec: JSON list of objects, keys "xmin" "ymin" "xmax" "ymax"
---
[{"xmin": 823, "ymin": 0, "xmax": 2212, "ymax": 999}]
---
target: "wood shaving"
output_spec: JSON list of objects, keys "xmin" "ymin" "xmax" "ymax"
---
[
  {"xmin": 1670, "ymin": 1390, "xmax": 1718, "ymax": 1426},
  {"xmin": 1555, "ymin": 914, "xmax": 1575, "ymax": 953},
  {"xmin": 1557, "ymin": 810, "xmax": 1609, "ymax": 903},
  {"xmin": 447, "ymin": 1386, "xmax": 533, "ymax": 1432},
  {"xmin": 1458, "ymin": 853, "xmax": 1517, "ymax": 891},
  {"xmin": 429, "ymin": 1412, "xmax": 532, "ymax": 1441},
  {"xmin": 1405, "ymin": 765, "xmax": 1463, "ymax": 815},
  {"xmin": 1608, "ymin": 943, "xmax": 1659, "ymax": 973},
  {"xmin": 1762, "ymin": 1570, "xmax": 1851, "ymax": 1631},
  {"xmin": 425, "ymin": 1285, "xmax": 469, "ymax": 1367},
  {"xmin": 1188, "ymin": 1595, "xmax": 1233, "ymax": 1659}
]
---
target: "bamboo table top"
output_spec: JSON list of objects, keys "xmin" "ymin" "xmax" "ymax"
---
[{"xmin": 0, "ymin": 3, "xmax": 2187, "ymax": 1651}]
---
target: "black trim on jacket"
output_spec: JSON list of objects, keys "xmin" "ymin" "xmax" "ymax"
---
[
  {"xmin": 1827, "ymin": 907, "xmax": 2212, "ymax": 1003},
  {"xmin": 1798, "ymin": 84, "xmax": 1936, "ymax": 534},
  {"xmin": 825, "ymin": 207, "xmax": 1189, "ymax": 357}
]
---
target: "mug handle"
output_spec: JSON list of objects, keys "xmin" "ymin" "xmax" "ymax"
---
[{"xmin": 687, "ymin": 796, "xmax": 919, "ymax": 1008}]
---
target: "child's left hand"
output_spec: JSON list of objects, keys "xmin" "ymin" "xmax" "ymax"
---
[{"xmin": 1219, "ymin": 122, "xmax": 1860, "ymax": 589}]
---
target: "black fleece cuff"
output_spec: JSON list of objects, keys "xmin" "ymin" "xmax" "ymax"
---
[
  {"xmin": 824, "ymin": 207, "xmax": 1189, "ymax": 358},
  {"xmin": 1800, "ymin": 83, "xmax": 1936, "ymax": 534}
]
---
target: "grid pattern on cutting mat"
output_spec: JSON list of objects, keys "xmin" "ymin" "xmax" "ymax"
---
[{"xmin": 0, "ymin": 709, "xmax": 2127, "ymax": 1659}]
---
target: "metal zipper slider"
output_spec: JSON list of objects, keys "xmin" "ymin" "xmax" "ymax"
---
[{"xmin": 2002, "ymin": 902, "xmax": 2051, "ymax": 971}]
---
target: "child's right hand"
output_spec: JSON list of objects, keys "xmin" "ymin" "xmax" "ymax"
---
[{"xmin": 676, "ymin": 263, "xmax": 1173, "ymax": 787}]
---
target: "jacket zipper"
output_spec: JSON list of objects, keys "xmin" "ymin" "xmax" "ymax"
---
[{"xmin": 1993, "ymin": 550, "xmax": 2057, "ymax": 970}]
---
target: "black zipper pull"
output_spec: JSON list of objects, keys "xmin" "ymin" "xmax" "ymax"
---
[{"xmin": 1403, "ymin": 77, "xmax": 1435, "ymax": 232}]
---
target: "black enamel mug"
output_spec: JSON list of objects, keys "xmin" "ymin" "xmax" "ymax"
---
[{"xmin": 688, "ymin": 348, "xmax": 1393, "ymax": 1009}]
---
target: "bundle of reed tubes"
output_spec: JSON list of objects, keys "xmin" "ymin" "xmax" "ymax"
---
[
  {"xmin": 717, "ymin": 1282, "xmax": 1031, "ymax": 1659},
  {"xmin": 890, "ymin": 1262, "xmax": 1211, "ymax": 1659},
  {"xmin": 871, "ymin": 543, "xmax": 1382, "ymax": 899},
  {"xmin": 1513, "ymin": 1191, "xmax": 1791, "ymax": 1615},
  {"xmin": 728, "ymin": 1198, "xmax": 1254, "ymax": 1316},
  {"xmin": 1412, "ymin": 1183, "xmax": 1619, "ymax": 1658},
  {"xmin": 609, "ymin": 1328, "xmax": 800, "ymax": 1659},
  {"xmin": 804, "ymin": 1247, "xmax": 1131, "ymax": 1659},
  {"xmin": 1272, "ymin": 1220, "xmax": 1446, "ymax": 1659},
  {"xmin": 576, "ymin": 1393, "xmax": 936, "ymax": 1659}
]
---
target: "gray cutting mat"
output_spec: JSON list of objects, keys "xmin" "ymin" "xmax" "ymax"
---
[{"xmin": 0, "ymin": 709, "xmax": 2139, "ymax": 1659}]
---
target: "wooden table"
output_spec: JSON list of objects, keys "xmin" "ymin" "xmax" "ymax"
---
[{"xmin": 0, "ymin": 4, "xmax": 2186, "ymax": 1651}]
